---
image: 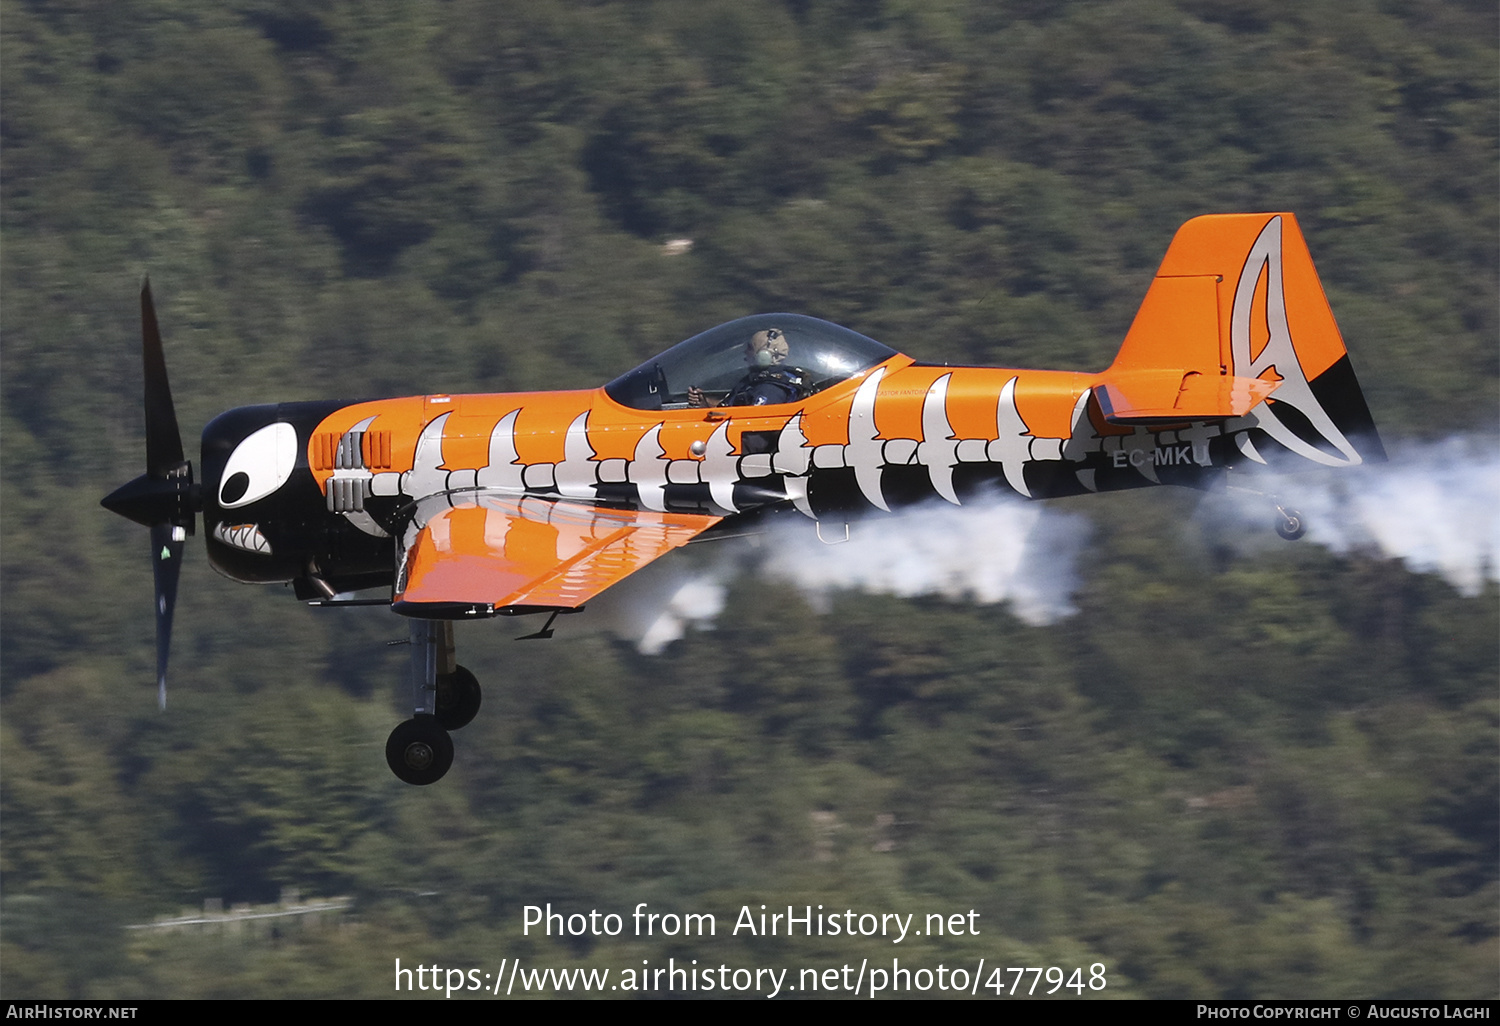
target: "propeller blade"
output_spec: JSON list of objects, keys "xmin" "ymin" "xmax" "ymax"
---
[
  {"xmin": 102, "ymin": 280, "xmax": 199, "ymax": 709},
  {"xmin": 141, "ymin": 280, "xmax": 185, "ymax": 478},
  {"xmin": 150, "ymin": 522, "xmax": 184, "ymax": 710}
]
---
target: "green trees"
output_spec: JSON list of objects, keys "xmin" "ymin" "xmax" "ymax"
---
[{"xmin": 2, "ymin": 0, "xmax": 1494, "ymax": 999}]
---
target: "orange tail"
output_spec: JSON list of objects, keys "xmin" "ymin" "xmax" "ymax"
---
[{"xmin": 1098, "ymin": 213, "xmax": 1384, "ymax": 466}]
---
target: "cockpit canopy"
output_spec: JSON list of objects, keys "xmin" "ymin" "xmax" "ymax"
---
[{"xmin": 604, "ymin": 313, "xmax": 899, "ymax": 411}]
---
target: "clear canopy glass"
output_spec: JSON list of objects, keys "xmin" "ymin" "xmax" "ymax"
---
[{"xmin": 604, "ymin": 313, "xmax": 899, "ymax": 411}]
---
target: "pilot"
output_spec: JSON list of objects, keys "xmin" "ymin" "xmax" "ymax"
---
[{"xmin": 688, "ymin": 327, "xmax": 810, "ymax": 407}]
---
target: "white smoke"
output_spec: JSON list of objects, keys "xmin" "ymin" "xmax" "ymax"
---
[
  {"xmin": 636, "ymin": 575, "xmax": 728, "ymax": 654},
  {"xmin": 1209, "ymin": 437, "xmax": 1499, "ymax": 596},
  {"xmin": 759, "ymin": 494, "xmax": 1092, "ymax": 626},
  {"xmin": 592, "ymin": 494, "xmax": 1091, "ymax": 653},
  {"xmin": 607, "ymin": 438, "xmax": 1494, "ymax": 655},
  {"xmin": 577, "ymin": 560, "xmax": 730, "ymax": 654}
]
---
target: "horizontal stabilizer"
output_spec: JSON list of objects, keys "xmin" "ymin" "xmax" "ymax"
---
[{"xmin": 1094, "ymin": 370, "xmax": 1279, "ymax": 425}]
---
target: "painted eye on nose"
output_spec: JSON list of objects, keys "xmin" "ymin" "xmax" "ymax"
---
[{"xmin": 219, "ymin": 422, "xmax": 298, "ymax": 508}]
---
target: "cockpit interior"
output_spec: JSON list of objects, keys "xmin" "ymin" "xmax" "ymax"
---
[{"xmin": 604, "ymin": 314, "xmax": 899, "ymax": 411}]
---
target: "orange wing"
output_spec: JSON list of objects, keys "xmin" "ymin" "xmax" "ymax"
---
[{"xmin": 393, "ymin": 494, "xmax": 720, "ymax": 617}]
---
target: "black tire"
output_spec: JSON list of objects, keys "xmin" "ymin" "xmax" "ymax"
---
[
  {"xmin": 1275, "ymin": 509, "xmax": 1307, "ymax": 541},
  {"xmin": 386, "ymin": 716, "xmax": 454, "ymax": 785},
  {"xmin": 435, "ymin": 665, "xmax": 482, "ymax": 732}
]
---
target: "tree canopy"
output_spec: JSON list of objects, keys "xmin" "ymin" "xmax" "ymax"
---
[{"xmin": 2, "ymin": 0, "xmax": 1495, "ymax": 999}]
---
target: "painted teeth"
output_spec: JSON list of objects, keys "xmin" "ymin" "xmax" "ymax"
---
[{"xmin": 215, "ymin": 522, "xmax": 272, "ymax": 554}]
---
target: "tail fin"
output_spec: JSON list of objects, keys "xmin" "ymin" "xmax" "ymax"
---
[{"xmin": 1099, "ymin": 213, "xmax": 1384, "ymax": 466}]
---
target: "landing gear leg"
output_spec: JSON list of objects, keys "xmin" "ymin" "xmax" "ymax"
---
[{"xmin": 386, "ymin": 619, "xmax": 455, "ymax": 785}]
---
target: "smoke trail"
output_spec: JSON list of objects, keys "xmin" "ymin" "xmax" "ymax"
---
[
  {"xmin": 577, "ymin": 560, "xmax": 729, "ymax": 654},
  {"xmin": 597, "ymin": 494, "xmax": 1092, "ymax": 653},
  {"xmin": 1210, "ymin": 437, "xmax": 1499, "ymax": 596},
  {"xmin": 636, "ymin": 575, "xmax": 728, "ymax": 654},
  {"xmin": 613, "ymin": 437, "xmax": 1493, "ymax": 654},
  {"xmin": 759, "ymin": 494, "xmax": 1092, "ymax": 626}
]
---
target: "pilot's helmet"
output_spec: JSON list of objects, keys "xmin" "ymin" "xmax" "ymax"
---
[{"xmin": 747, "ymin": 327, "xmax": 789, "ymax": 368}]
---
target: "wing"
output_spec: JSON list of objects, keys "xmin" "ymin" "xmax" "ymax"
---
[{"xmin": 392, "ymin": 493, "xmax": 721, "ymax": 617}]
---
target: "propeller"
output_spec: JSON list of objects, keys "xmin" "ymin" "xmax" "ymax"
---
[{"xmin": 101, "ymin": 281, "xmax": 200, "ymax": 709}]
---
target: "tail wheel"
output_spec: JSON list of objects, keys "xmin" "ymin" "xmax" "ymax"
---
[
  {"xmin": 435, "ymin": 665, "xmax": 482, "ymax": 732},
  {"xmin": 1275, "ymin": 508, "xmax": 1307, "ymax": 541},
  {"xmin": 386, "ymin": 716, "xmax": 454, "ymax": 785}
]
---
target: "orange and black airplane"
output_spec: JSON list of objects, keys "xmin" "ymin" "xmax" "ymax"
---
[{"xmin": 104, "ymin": 213, "xmax": 1384, "ymax": 783}]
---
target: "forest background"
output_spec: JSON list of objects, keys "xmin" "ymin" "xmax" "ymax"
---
[{"xmin": 1, "ymin": 0, "xmax": 1496, "ymax": 1000}]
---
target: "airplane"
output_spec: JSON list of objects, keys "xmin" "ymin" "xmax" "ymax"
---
[{"xmin": 103, "ymin": 212, "xmax": 1384, "ymax": 784}]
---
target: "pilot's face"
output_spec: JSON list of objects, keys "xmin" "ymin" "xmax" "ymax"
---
[{"xmin": 746, "ymin": 328, "xmax": 788, "ymax": 367}]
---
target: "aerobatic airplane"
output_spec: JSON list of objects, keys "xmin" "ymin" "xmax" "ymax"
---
[{"xmin": 103, "ymin": 212, "xmax": 1384, "ymax": 783}]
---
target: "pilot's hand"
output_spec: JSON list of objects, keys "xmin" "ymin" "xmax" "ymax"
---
[{"xmin": 687, "ymin": 386, "xmax": 707, "ymax": 407}]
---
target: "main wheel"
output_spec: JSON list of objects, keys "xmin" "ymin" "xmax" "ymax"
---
[
  {"xmin": 435, "ymin": 665, "xmax": 482, "ymax": 731},
  {"xmin": 386, "ymin": 716, "xmax": 454, "ymax": 785},
  {"xmin": 1275, "ymin": 508, "xmax": 1307, "ymax": 541}
]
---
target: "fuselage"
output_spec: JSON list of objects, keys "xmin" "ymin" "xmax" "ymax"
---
[
  {"xmin": 199, "ymin": 210, "xmax": 1392, "ymax": 602},
  {"xmin": 199, "ymin": 355, "xmax": 1242, "ymax": 596}
]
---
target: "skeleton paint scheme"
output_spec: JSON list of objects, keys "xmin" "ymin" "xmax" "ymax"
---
[
  {"xmin": 111, "ymin": 212, "xmax": 1385, "ymax": 781},
  {"xmin": 200, "ymin": 215, "xmax": 1380, "ymax": 609}
]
